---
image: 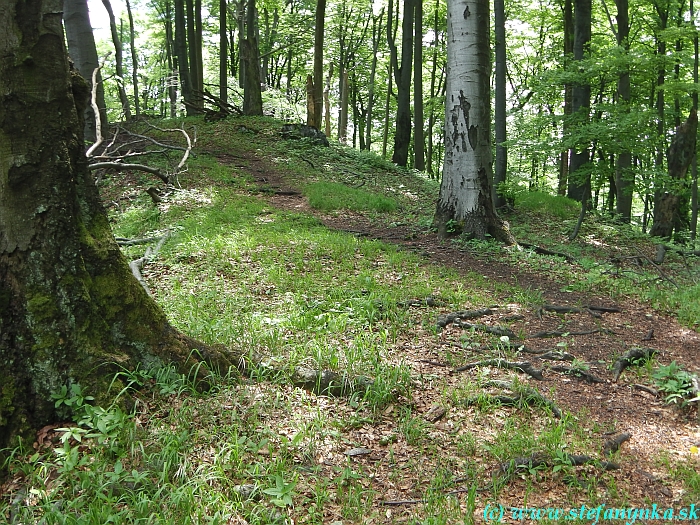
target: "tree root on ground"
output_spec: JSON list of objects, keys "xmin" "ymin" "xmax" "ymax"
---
[
  {"xmin": 454, "ymin": 359, "xmax": 543, "ymax": 380},
  {"xmin": 460, "ymin": 379, "xmax": 560, "ymax": 418},
  {"xmin": 612, "ymin": 347, "xmax": 658, "ymax": 381},
  {"xmin": 436, "ymin": 308, "xmax": 495, "ymax": 327},
  {"xmin": 549, "ymin": 365, "xmax": 605, "ymax": 384}
]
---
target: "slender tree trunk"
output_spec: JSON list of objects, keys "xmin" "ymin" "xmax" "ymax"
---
[
  {"xmin": 164, "ymin": 0, "xmax": 178, "ymax": 117},
  {"xmin": 392, "ymin": 0, "xmax": 415, "ymax": 167},
  {"xmin": 125, "ymin": 0, "xmax": 140, "ymax": 117},
  {"xmin": 64, "ymin": 0, "xmax": 108, "ymax": 140},
  {"xmin": 434, "ymin": 0, "xmax": 513, "ymax": 243},
  {"xmin": 365, "ymin": 8, "xmax": 384, "ymax": 151},
  {"xmin": 427, "ymin": 0, "xmax": 442, "ymax": 177},
  {"xmin": 339, "ymin": 71, "xmax": 349, "ymax": 143},
  {"xmin": 0, "ymin": 0, "xmax": 238, "ymax": 458},
  {"xmin": 615, "ymin": 0, "xmax": 633, "ymax": 221},
  {"xmin": 559, "ymin": 0, "xmax": 573, "ymax": 195},
  {"xmin": 102, "ymin": 0, "xmax": 132, "ymax": 119},
  {"xmin": 493, "ymin": 0, "xmax": 507, "ymax": 207},
  {"xmin": 383, "ymin": 0, "xmax": 399, "ymax": 158},
  {"xmin": 692, "ymin": 0, "xmax": 699, "ymax": 240},
  {"xmin": 242, "ymin": 0, "xmax": 263, "ymax": 115},
  {"xmin": 413, "ymin": 0, "xmax": 425, "ymax": 171},
  {"xmin": 220, "ymin": 0, "xmax": 228, "ymax": 104},
  {"xmin": 311, "ymin": 0, "xmax": 326, "ymax": 129},
  {"xmin": 652, "ymin": 6, "xmax": 668, "ymax": 226},
  {"xmin": 186, "ymin": 0, "xmax": 201, "ymax": 110},
  {"xmin": 567, "ymin": 0, "xmax": 592, "ymax": 202},
  {"xmin": 382, "ymin": 60, "xmax": 393, "ymax": 158},
  {"xmin": 174, "ymin": 0, "xmax": 194, "ymax": 114}
]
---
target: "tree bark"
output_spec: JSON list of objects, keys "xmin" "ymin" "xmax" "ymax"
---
[
  {"xmin": 339, "ymin": 71, "xmax": 349, "ymax": 143},
  {"xmin": 102, "ymin": 0, "xmax": 132, "ymax": 119},
  {"xmin": 413, "ymin": 0, "xmax": 425, "ymax": 171},
  {"xmin": 434, "ymin": 0, "xmax": 514, "ymax": 243},
  {"xmin": 365, "ymin": 8, "xmax": 384, "ymax": 151},
  {"xmin": 0, "ymin": 0, "xmax": 239, "ymax": 458},
  {"xmin": 493, "ymin": 0, "xmax": 507, "ymax": 208},
  {"xmin": 692, "ymin": 0, "xmax": 699, "ymax": 240},
  {"xmin": 615, "ymin": 0, "xmax": 633, "ymax": 222},
  {"xmin": 174, "ymin": 0, "xmax": 194, "ymax": 115},
  {"xmin": 242, "ymin": 0, "xmax": 263, "ymax": 116},
  {"xmin": 63, "ymin": 0, "xmax": 108, "ymax": 140},
  {"xmin": 567, "ymin": 0, "xmax": 592, "ymax": 202},
  {"xmin": 311, "ymin": 0, "xmax": 326, "ymax": 129},
  {"xmin": 558, "ymin": 0, "xmax": 573, "ymax": 196},
  {"xmin": 220, "ymin": 0, "xmax": 228, "ymax": 104},
  {"xmin": 392, "ymin": 0, "xmax": 415, "ymax": 167},
  {"xmin": 649, "ymin": 109, "xmax": 698, "ymax": 238},
  {"xmin": 125, "ymin": 0, "xmax": 140, "ymax": 117}
]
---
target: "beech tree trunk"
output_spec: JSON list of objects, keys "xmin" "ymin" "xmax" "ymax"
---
[
  {"xmin": 567, "ymin": 0, "xmax": 592, "ymax": 202},
  {"xmin": 102, "ymin": 0, "xmax": 132, "ymax": 119},
  {"xmin": 0, "ymin": 0, "xmax": 237, "ymax": 458},
  {"xmin": 649, "ymin": 109, "xmax": 698, "ymax": 238},
  {"xmin": 391, "ymin": 0, "xmax": 415, "ymax": 167},
  {"xmin": 63, "ymin": 0, "xmax": 108, "ymax": 140},
  {"xmin": 126, "ymin": 0, "xmax": 140, "ymax": 117},
  {"xmin": 615, "ymin": 0, "xmax": 633, "ymax": 222},
  {"xmin": 174, "ymin": 0, "xmax": 194, "ymax": 115},
  {"xmin": 413, "ymin": 0, "xmax": 425, "ymax": 171},
  {"xmin": 311, "ymin": 0, "xmax": 326, "ymax": 129},
  {"xmin": 242, "ymin": 0, "xmax": 263, "ymax": 116},
  {"xmin": 434, "ymin": 0, "xmax": 513, "ymax": 243},
  {"xmin": 493, "ymin": 0, "xmax": 507, "ymax": 208}
]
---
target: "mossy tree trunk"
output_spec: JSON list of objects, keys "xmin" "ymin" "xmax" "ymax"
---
[
  {"xmin": 433, "ymin": 0, "xmax": 514, "ymax": 244},
  {"xmin": 0, "ymin": 0, "xmax": 239, "ymax": 456}
]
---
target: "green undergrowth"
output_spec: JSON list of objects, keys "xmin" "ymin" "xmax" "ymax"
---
[{"xmin": 5, "ymin": 117, "xmax": 699, "ymax": 523}]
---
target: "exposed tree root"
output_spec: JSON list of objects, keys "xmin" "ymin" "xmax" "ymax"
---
[
  {"xmin": 291, "ymin": 366, "xmax": 373, "ymax": 396},
  {"xmin": 603, "ymin": 432, "xmax": 632, "ymax": 456},
  {"xmin": 454, "ymin": 359, "xmax": 543, "ymax": 380},
  {"xmin": 129, "ymin": 231, "xmax": 171, "ymax": 296},
  {"xmin": 436, "ymin": 308, "xmax": 495, "ymax": 327},
  {"xmin": 612, "ymin": 347, "xmax": 658, "ymax": 382},
  {"xmin": 550, "ymin": 365, "xmax": 604, "ymax": 384},
  {"xmin": 460, "ymin": 380, "xmax": 560, "ymax": 418},
  {"xmin": 452, "ymin": 321, "xmax": 516, "ymax": 339}
]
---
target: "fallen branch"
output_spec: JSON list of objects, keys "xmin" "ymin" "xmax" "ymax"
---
[
  {"xmin": 129, "ymin": 231, "xmax": 170, "ymax": 296},
  {"xmin": 519, "ymin": 243, "xmax": 577, "ymax": 263},
  {"xmin": 454, "ymin": 359, "xmax": 543, "ymax": 380},
  {"xmin": 89, "ymin": 162, "xmax": 169, "ymax": 184},
  {"xmin": 611, "ymin": 348, "xmax": 657, "ymax": 382},
  {"xmin": 116, "ymin": 234, "xmax": 168, "ymax": 246}
]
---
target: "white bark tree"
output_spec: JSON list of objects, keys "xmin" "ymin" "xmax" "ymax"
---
[{"xmin": 433, "ymin": 0, "xmax": 513, "ymax": 243}]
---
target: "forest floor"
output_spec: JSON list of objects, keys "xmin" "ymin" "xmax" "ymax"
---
[
  {"xmin": 3, "ymin": 116, "xmax": 699, "ymax": 524},
  {"xmin": 231, "ymin": 134, "xmax": 700, "ymax": 516}
]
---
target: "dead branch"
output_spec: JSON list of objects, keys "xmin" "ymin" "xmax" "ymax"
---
[
  {"xmin": 88, "ymin": 162, "xmax": 169, "ymax": 184},
  {"xmin": 528, "ymin": 329, "xmax": 607, "ymax": 339},
  {"xmin": 116, "ymin": 234, "xmax": 167, "ymax": 246},
  {"xmin": 86, "ymin": 66, "xmax": 104, "ymax": 158},
  {"xmin": 519, "ymin": 243, "xmax": 578, "ymax": 263},
  {"xmin": 129, "ymin": 231, "xmax": 170, "ymax": 296}
]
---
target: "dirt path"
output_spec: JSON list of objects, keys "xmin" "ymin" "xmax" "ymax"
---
[{"xmin": 215, "ymin": 148, "xmax": 700, "ymax": 508}]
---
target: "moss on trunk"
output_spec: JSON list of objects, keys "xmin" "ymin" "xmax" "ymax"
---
[{"xmin": 0, "ymin": 0, "xmax": 242, "ymax": 467}]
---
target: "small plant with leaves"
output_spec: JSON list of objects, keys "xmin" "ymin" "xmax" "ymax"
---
[{"xmin": 653, "ymin": 361, "xmax": 697, "ymax": 406}]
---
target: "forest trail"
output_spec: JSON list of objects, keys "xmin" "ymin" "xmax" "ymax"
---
[{"xmin": 215, "ymin": 144, "xmax": 700, "ymax": 509}]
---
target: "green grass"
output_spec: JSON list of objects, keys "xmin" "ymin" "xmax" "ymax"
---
[
  {"xmin": 304, "ymin": 181, "xmax": 398, "ymax": 213},
  {"xmin": 4, "ymin": 116, "xmax": 699, "ymax": 524},
  {"xmin": 514, "ymin": 191, "xmax": 580, "ymax": 219}
]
